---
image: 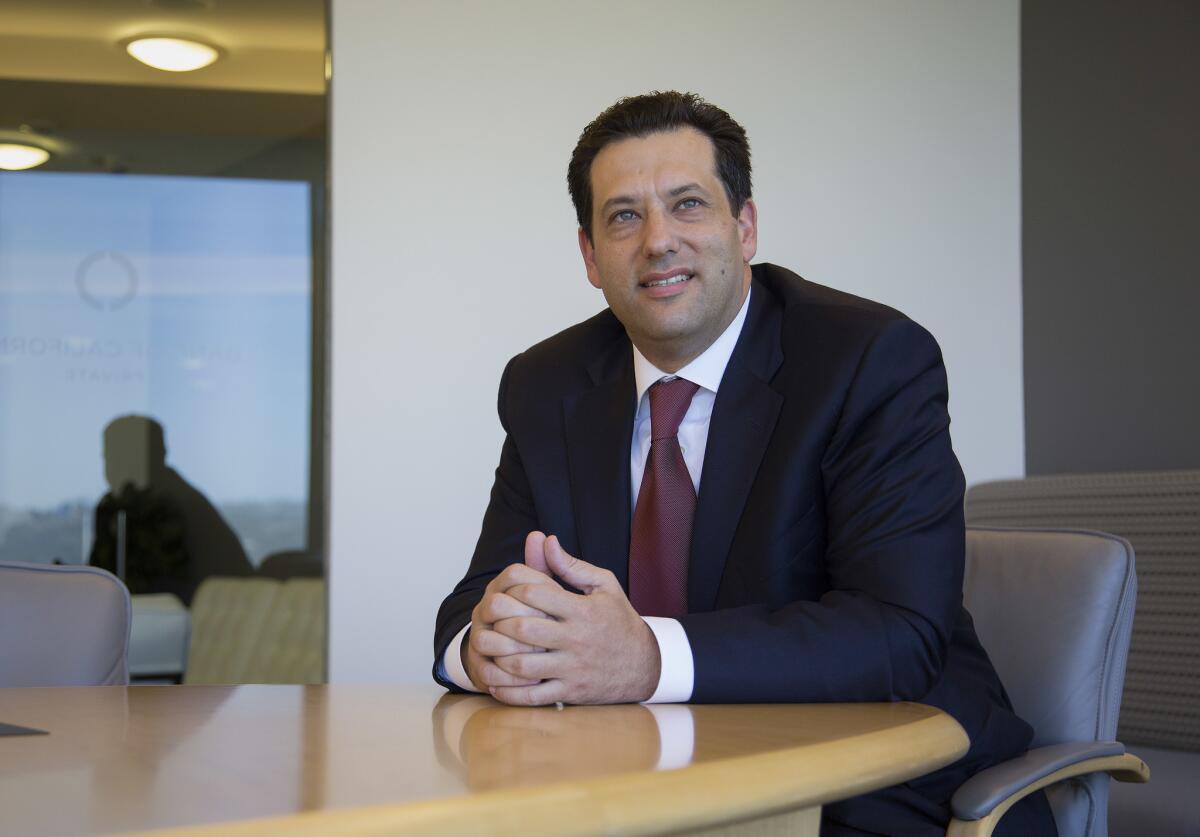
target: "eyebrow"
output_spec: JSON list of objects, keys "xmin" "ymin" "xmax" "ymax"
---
[
  {"xmin": 667, "ymin": 182, "xmax": 708, "ymax": 198},
  {"xmin": 599, "ymin": 183, "xmax": 711, "ymax": 216},
  {"xmin": 600, "ymin": 194, "xmax": 638, "ymax": 215}
]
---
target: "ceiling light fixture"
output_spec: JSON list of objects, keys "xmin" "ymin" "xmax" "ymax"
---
[
  {"xmin": 126, "ymin": 37, "xmax": 220, "ymax": 72},
  {"xmin": 0, "ymin": 143, "xmax": 51, "ymax": 171}
]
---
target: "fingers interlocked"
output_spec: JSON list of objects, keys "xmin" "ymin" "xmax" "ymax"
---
[
  {"xmin": 468, "ymin": 560, "xmax": 562, "ymax": 690},
  {"xmin": 470, "ymin": 533, "xmax": 648, "ymax": 706}
]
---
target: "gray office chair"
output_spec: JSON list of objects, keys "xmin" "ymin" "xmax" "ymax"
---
[
  {"xmin": 0, "ymin": 561, "xmax": 131, "ymax": 686},
  {"xmin": 946, "ymin": 529, "xmax": 1149, "ymax": 837},
  {"xmin": 966, "ymin": 471, "xmax": 1200, "ymax": 836}
]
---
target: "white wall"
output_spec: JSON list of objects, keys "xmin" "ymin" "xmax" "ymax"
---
[{"xmin": 329, "ymin": 0, "xmax": 1023, "ymax": 682}]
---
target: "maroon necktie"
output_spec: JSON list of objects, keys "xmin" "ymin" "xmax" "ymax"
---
[{"xmin": 629, "ymin": 377, "xmax": 700, "ymax": 618}]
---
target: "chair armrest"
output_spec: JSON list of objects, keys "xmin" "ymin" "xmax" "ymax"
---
[{"xmin": 947, "ymin": 742, "xmax": 1149, "ymax": 837}]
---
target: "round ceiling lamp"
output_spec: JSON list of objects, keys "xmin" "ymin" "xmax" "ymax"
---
[
  {"xmin": 126, "ymin": 37, "xmax": 220, "ymax": 72},
  {"xmin": 0, "ymin": 143, "xmax": 51, "ymax": 171}
]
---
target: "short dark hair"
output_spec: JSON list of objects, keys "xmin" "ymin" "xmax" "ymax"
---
[{"xmin": 568, "ymin": 91, "xmax": 752, "ymax": 241}]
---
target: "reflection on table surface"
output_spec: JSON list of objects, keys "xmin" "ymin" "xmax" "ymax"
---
[
  {"xmin": 434, "ymin": 696, "xmax": 664, "ymax": 790},
  {"xmin": 0, "ymin": 684, "xmax": 964, "ymax": 835}
]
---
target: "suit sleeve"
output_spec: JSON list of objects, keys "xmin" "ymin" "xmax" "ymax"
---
[
  {"xmin": 431, "ymin": 354, "xmax": 540, "ymax": 691},
  {"xmin": 678, "ymin": 318, "xmax": 967, "ymax": 703}
]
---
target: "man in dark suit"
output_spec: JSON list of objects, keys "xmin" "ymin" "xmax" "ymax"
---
[{"xmin": 433, "ymin": 92, "xmax": 1055, "ymax": 836}]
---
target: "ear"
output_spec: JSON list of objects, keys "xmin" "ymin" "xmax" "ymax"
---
[
  {"xmin": 578, "ymin": 227, "xmax": 603, "ymax": 289},
  {"xmin": 737, "ymin": 198, "xmax": 758, "ymax": 263}
]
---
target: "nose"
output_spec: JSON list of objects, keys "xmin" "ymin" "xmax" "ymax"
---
[{"xmin": 641, "ymin": 206, "xmax": 678, "ymax": 260}]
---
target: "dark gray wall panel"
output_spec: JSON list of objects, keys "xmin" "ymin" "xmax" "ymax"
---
[{"xmin": 1022, "ymin": 0, "xmax": 1200, "ymax": 474}]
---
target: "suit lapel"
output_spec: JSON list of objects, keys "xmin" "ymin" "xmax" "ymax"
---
[
  {"xmin": 562, "ymin": 336, "xmax": 636, "ymax": 589},
  {"xmin": 688, "ymin": 282, "xmax": 785, "ymax": 611}
]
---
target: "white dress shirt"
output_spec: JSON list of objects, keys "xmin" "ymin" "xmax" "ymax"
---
[{"xmin": 442, "ymin": 287, "xmax": 753, "ymax": 703}]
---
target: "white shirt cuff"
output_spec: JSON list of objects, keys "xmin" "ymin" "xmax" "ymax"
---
[
  {"xmin": 441, "ymin": 622, "xmax": 481, "ymax": 693},
  {"xmin": 641, "ymin": 616, "xmax": 694, "ymax": 704}
]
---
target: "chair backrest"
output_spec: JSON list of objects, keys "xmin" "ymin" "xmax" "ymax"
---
[
  {"xmin": 0, "ymin": 561, "xmax": 131, "ymax": 686},
  {"xmin": 966, "ymin": 470, "xmax": 1200, "ymax": 752},
  {"xmin": 257, "ymin": 550, "xmax": 323, "ymax": 580},
  {"xmin": 184, "ymin": 577, "xmax": 326, "ymax": 684},
  {"xmin": 183, "ymin": 577, "xmax": 280, "ymax": 684},
  {"xmin": 964, "ymin": 528, "xmax": 1137, "ymax": 837},
  {"xmin": 243, "ymin": 578, "xmax": 326, "ymax": 683},
  {"xmin": 965, "ymin": 528, "xmax": 1136, "ymax": 745}
]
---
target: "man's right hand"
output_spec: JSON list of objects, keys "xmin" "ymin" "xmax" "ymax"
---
[{"xmin": 462, "ymin": 531, "xmax": 560, "ymax": 692}]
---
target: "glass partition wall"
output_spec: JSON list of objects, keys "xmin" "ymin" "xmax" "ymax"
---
[{"xmin": 0, "ymin": 1, "xmax": 328, "ymax": 684}]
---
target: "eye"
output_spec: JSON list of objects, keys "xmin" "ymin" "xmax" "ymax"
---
[
  {"xmin": 676, "ymin": 197, "xmax": 704, "ymax": 211},
  {"xmin": 611, "ymin": 209, "xmax": 638, "ymax": 224}
]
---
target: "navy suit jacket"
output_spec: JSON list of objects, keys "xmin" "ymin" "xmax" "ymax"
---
[{"xmin": 433, "ymin": 263, "xmax": 1039, "ymax": 821}]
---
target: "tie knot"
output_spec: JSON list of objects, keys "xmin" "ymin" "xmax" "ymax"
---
[{"xmin": 648, "ymin": 377, "xmax": 699, "ymax": 440}]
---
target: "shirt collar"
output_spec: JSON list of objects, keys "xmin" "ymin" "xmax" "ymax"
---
[{"xmin": 632, "ymin": 285, "xmax": 752, "ymax": 404}]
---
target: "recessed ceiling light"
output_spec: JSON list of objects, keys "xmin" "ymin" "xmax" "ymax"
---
[
  {"xmin": 126, "ymin": 37, "xmax": 220, "ymax": 72},
  {"xmin": 0, "ymin": 143, "xmax": 51, "ymax": 171}
]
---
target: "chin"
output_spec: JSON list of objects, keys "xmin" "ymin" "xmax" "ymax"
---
[{"xmin": 635, "ymin": 322, "xmax": 697, "ymax": 349}]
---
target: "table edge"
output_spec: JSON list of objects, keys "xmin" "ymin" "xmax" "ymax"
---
[{"xmin": 129, "ymin": 703, "xmax": 969, "ymax": 837}]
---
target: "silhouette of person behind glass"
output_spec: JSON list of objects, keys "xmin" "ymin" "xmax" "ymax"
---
[{"xmin": 89, "ymin": 415, "xmax": 252, "ymax": 606}]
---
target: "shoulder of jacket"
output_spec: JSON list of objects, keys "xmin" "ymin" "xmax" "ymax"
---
[
  {"xmin": 504, "ymin": 307, "xmax": 625, "ymax": 388},
  {"xmin": 755, "ymin": 263, "xmax": 932, "ymax": 352}
]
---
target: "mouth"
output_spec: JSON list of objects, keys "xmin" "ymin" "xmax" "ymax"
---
[{"xmin": 639, "ymin": 271, "xmax": 693, "ymax": 289}]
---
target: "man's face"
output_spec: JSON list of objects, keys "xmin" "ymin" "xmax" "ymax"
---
[{"xmin": 578, "ymin": 127, "xmax": 757, "ymax": 370}]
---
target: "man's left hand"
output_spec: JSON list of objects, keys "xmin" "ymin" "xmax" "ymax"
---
[{"xmin": 488, "ymin": 535, "xmax": 661, "ymax": 706}]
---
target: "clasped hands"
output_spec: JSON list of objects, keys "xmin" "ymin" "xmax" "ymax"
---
[{"xmin": 461, "ymin": 532, "xmax": 660, "ymax": 706}]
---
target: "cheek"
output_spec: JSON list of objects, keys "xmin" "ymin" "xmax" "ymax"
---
[
  {"xmin": 592, "ymin": 251, "xmax": 634, "ymax": 289},
  {"xmin": 706, "ymin": 230, "xmax": 748, "ymax": 270}
]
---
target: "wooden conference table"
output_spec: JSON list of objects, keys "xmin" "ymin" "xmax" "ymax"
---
[{"xmin": 0, "ymin": 685, "xmax": 968, "ymax": 836}]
